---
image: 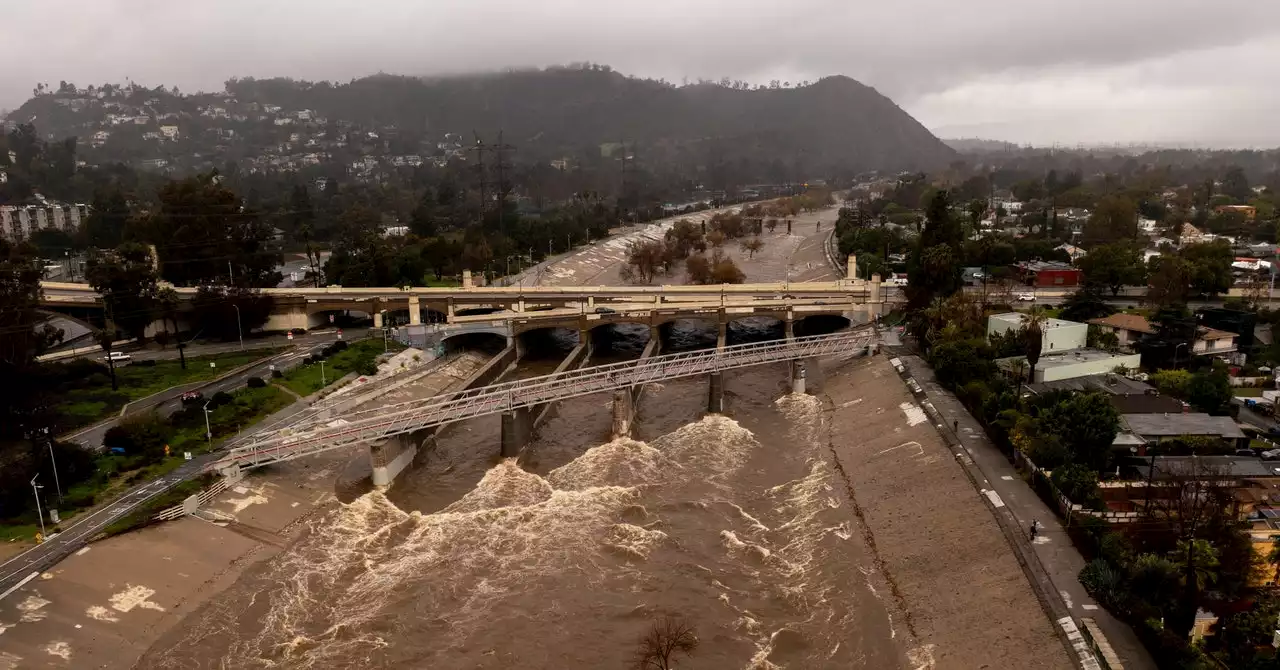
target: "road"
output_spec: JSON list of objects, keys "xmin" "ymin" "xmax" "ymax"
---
[{"xmin": 63, "ymin": 330, "xmax": 366, "ymax": 450}]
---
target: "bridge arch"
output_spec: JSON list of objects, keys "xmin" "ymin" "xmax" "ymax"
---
[
  {"xmin": 725, "ymin": 316, "xmax": 786, "ymax": 345},
  {"xmin": 659, "ymin": 317, "xmax": 720, "ymax": 352},
  {"xmin": 517, "ymin": 326, "xmax": 580, "ymax": 360},
  {"xmin": 441, "ymin": 330, "xmax": 509, "ymax": 355},
  {"xmin": 795, "ymin": 314, "xmax": 852, "ymax": 337},
  {"xmin": 307, "ymin": 307, "xmax": 372, "ymax": 330},
  {"xmin": 588, "ymin": 322, "xmax": 652, "ymax": 358}
]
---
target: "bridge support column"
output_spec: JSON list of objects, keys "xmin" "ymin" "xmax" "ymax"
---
[
  {"xmin": 501, "ymin": 407, "xmax": 533, "ymax": 459},
  {"xmin": 373, "ymin": 311, "xmax": 383, "ymax": 328},
  {"xmin": 708, "ymin": 372, "xmax": 724, "ymax": 414},
  {"xmin": 408, "ymin": 296, "xmax": 422, "ymax": 325},
  {"xmin": 791, "ymin": 360, "xmax": 807, "ymax": 395},
  {"xmin": 369, "ymin": 430, "xmax": 429, "ymax": 489},
  {"xmin": 462, "ymin": 270, "xmax": 473, "ymax": 289},
  {"xmin": 847, "ymin": 254, "xmax": 858, "ymax": 281},
  {"xmin": 785, "ymin": 318, "xmax": 795, "ymax": 341},
  {"xmin": 611, "ymin": 389, "xmax": 634, "ymax": 439},
  {"xmin": 869, "ymin": 274, "xmax": 883, "ymax": 320},
  {"xmin": 717, "ymin": 320, "xmax": 728, "ymax": 351}
]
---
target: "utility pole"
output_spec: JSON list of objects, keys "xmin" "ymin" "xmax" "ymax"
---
[
  {"xmin": 490, "ymin": 131, "xmax": 514, "ymax": 234},
  {"xmin": 43, "ymin": 428, "xmax": 61, "ymax": 502},
  {"xmin": 470, "ymin": 133, "xmax": 488, "ymax": 227},
  {"xmin": 232, "ymin": 304, "xmax": 244, "ymax": 351},
  {"xmin": 619, "ymin": 140, "xmax": 635, "ymax": 222},
  {"xmin": 31, "ymin": 475, "xmax": 45, "ymax": 539}
]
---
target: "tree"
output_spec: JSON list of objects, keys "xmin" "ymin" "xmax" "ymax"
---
[
  {"xmin": 1078, "ymin": 242, "xmax": 1145, "ymax": 296},
  {"xmin": 1082, "ymin": 195, "xmax": 1138, "ymax": 245},
  {"xmin": 1222, "ymin": 166, "xmax": 1252, "ymax": 202},
  {"xmin": 631, "ymin": 616, "xmax": 698, "ymax": 670},
  {"xmin": 740, "ymin": 237, "xmax": 764, "ymax": 259},
  {"xmin": 706, "ymin": 230, "xmax": 726, "ymax": 248},
  {"xmin": 1181, "ymin": 240, "xmax": 1233, "ymax": 297},
  {"xmin": 1038, "ymin": 392, "xmax": 1120, "ymax": 471},
  {"xmin": 1149, "ymin": 369, "xmax": 1193, "ymax": 398},
  {"xmin": 710, "ymin": 251, "xmax": 745, "ymax": 284},
  {"xmin": 1051, "ymin": 463, "xmax": 1102, "ymax": 507},
  {"xmin": 685, "ymin": 253, "xmax": 711, "ymax": 285},
  {"xmin": 157, "ymin": 287, "xmax": 186, "ymax": 369},
  {"xmin": 906, "ymin": 190, "xmax": 962, "ymax": 310},
  {"xmin": 1147, "ymin": 255, "xmax": 1192, "ymax": 308},
  {"xmin": 664, "ymin": 219, "xmax": 702, "ymax": 259},
  {"xmin": 146, "ymin": 174, "xmax": 282, "ymax": 287},
  {"xmin": 324, "ymin": 205, "xmax": 397, "ymax": 286},
  {"xmin": 86, "ymin": 242, "xmax": 159, "ymax": 342},
  {"xmin": 1169, "ymin": 538, "xmax": 1220, "ymax": 637},
  {"xmin": 1059, "ymin": 285, "xmax": 1115, "ymax": 323},
  {"xmin": 1187, "ymin": 369, "xmax": 1232, "ymax": 415},
  {"xmin": 620, "ymin": 239, "xmax": 668, "ymax": 284},
  {"xmin": 1022, "ymin": 310, "xmax": 1045, "ymax": 383},
  {"xmin": 83, "ymin": 187, "xmax": 131, "ymax": 249},
  {"xmin": 189, "ymin": 287, "xmax": 273, "ymax": 342}
]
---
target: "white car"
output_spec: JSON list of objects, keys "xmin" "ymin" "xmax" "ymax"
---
[
  {"xmin": 102, "ymin": 351, "xmax": 132, "ymax": 364},
  {"xmin": 1015, "ymin": 292, "xmax": 1036, "ymax": 302}
]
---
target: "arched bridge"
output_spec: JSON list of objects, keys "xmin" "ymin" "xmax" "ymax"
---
[{"xmin": 214, "ymin": 328, "xmax": 876, "ymax": 473}]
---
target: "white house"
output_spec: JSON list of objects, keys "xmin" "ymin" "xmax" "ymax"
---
[
  {"xmin": 1056, "ymin": 244, "xmax": 1087, "ymax": 262},
  {"xmin": 987, "ymin": 313, "xmax": 1088, "ymax": 353},
  {"xmin": 159, "ymin": 125, "xmax": 180, "ymax": 140}
]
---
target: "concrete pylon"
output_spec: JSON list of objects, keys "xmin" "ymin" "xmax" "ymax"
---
[
  {"xmin": 408, "ymin": 296, "xmax": 422, "ymax": 325},
  {"xmin": 501, "ymin": 407, "xmax": 532, "ymax": 458},
  {"xmin": 847, "ymin": 254, "xmax": 858, "ymax": 280},
  {"xmin": 611, "ymin": 389, "xmax": 634, "ymax": 439},
  {"xmin": 708, "ymin": 372, "xmax": 724, "ymax": 413},
  {"xmin": 462, "ymin": 270, "xmax": 473, "ymax": 289},
  {"xmin": 791, "ymin": 360, "xmax": 807, "ymax": 395}
]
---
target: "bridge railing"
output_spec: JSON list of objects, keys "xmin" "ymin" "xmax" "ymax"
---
[{"xmin": 216, "ymin": 328, "xmax": 874, "ymax": 470}]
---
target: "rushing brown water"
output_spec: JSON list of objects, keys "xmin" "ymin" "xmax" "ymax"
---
[{"xmin": 137, "ymin": 322, "xmax": 908, "ymax": 669}]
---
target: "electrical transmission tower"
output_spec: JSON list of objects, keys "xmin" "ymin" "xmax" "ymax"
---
[{"xmin": 490, "ymin": 131, "xmax": 515, "ymax": 233}]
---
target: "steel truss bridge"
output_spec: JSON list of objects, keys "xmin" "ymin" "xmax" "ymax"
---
[{"xmin": 214, "ymin": 328, "xmax": 876, "ymax": 471}]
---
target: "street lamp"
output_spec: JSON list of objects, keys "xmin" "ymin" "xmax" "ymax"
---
[
  {"xmin": 1175, "ymin": 342, "xmax": 1189, "ymax": 368},
  {"xmin": 42, "ymin": 427, "xmax": 61, "ymax": 502},
  {"xmin": 320, "ymin": 359, "xmax": 326, "ymax": 386},
  {"xmin": 203, "ymin": 401, "xmax": 213, "ymax": 445},
  {"xmin": 232, "ymin": 304, "xmax": 244, "ymax": 351},
  {"xmin": 31, "ymin": 475, "xmax": 46, "ymax": 539}
]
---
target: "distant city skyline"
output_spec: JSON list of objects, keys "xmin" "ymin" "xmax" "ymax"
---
[{"xmin": 3, "ymin": 0, "xmax": 1279, "ymax": 148}]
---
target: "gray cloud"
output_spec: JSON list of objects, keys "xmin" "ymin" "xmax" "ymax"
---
[{"xmin": 3, "ymin": 0, "xmax": 1279, "ymax": 145}]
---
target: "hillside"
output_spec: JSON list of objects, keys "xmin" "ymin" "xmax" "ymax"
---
[{"xmin": 5, "ymin": 67, "xmax": 953, "ymax": 179}]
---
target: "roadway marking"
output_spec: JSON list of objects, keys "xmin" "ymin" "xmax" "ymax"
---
[
  {"xmin": 0, "ymin": 571, "xmax": 40, "ymax": 602},
  {"xmin": 982, "ymin": 490, "xmax": 1006, "ymax": 508}
]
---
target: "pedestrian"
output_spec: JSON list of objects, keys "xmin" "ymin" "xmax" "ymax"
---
[
  {"xmin": 1029, "ymin": 520, "xmax": 1039, "ymax": 540},
  {"xmin": 952, "ymin": 419, "xmax": 958, "ymax": 434}
]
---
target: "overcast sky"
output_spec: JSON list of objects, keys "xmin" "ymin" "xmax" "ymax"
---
[{"xmin": 4, "ymin": 0, "xmax": 1279, "ymax": 147}]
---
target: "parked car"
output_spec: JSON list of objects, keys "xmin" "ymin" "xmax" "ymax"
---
[
  {"xmin": 180, "ymin": 390, "xmax": 204, "ymax": 405},
  {"xmin": 1015, "ymin": 292, "xmax": 1036, "ymax": 302},
  {"xmin": 102, "ymin": 351, "xmax": 131, "ymax": 364},
  {"xmin": 594, "ymin": 307, "xmax": 616, "ymax": 314}
]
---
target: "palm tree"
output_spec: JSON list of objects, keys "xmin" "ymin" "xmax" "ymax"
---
[
  {"xmin": 1021, "ymin": 308, "xmax": 1047, "ymax": 384},
  {"xmin": 158, "ymin": 287, "xmax": 186, "ymax": 370},
  {"xmin": 1171, "ymin": 538, "xmax": 1220, "ymax": 593}
]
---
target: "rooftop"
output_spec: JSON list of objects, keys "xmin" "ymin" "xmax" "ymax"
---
[
  {"xmin": 1016, "ymin": 260, "xmax": 1077, "ymax": 272},
  {"xmin": 1035, "ymin": 348, "xmax": 1137, "ymax": 370},
  {"xmin": 1123, "ymin": 455, "xmax": 1280, "ymax": 480},
  {"xmin": 1089, "ymin": 313, "xmax": 1156, "ymax": 334},
  {"xmin": 989, "ymin": 313, "xmax": 1085, "ymax": 331},
  {"xmin": 1026, "ymin": 373, "xmax": 1154, "ymax": 396},
  {"xmin": 1119, "ymin": 413, "xmax": 1246, "ymax": 439}
]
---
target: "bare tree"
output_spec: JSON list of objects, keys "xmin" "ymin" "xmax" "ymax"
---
[
  {"xmin": 632, "ymin": 616, "xmax": 698, "ymax": 670},
  {"xmin": 620, "ymin": 239, "xmax": 669, "ymax": 284},
  {"xmin": 740, "ymin": 237, "xmax": 764, "ymax": 259}
]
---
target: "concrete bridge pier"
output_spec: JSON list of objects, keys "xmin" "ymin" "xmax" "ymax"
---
[
  {"xmin": 501, "ymin": 407, "xmax": 533, "ymax": 458},
  {"xmin": 784, "ymin": 318, "xmax": 795, "ymax": 341},
  {"xmin": 717, "ymin": 320, "xmax": 728, "ymax": 350},
  {"xmin": 791, "ymin": 360, "xmax": 807, "ymax": 395},
  {"xmin": 408, "ymin": 296, "xmax": 422, "ymax": 325},
  {"xmin": 611, "ymin": 389, "xmax": 634, "ymax": 439},
  {"xmin": 708, "ymin": 372, "xmax": 724, "ymax": 413},
  {"xmin": 370, "ymin": 428, "xmax": 433, "ymax": 489}
]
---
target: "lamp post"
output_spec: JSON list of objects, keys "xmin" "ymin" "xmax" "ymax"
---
[
  {"xmin": 232, "ymin": 304, "xmax": 244, "ymax": 351},
  {"xmin": 320, "ymin": 360, "xmax": 326, "ymax": 386},
  {"xmin": 1175, "ymin": 342, "xmax": 1188, "ymax": 368},
  {"xmin": 42, "ymin": 427, "xmax": 61, "ymax": 502},
  {"xmin": 31, "ymin": 475, "xmax": 46, "ymax": 538},
  {"xmin": 203, "ymin": 401, "xmax": 213, "ymax": 445}
]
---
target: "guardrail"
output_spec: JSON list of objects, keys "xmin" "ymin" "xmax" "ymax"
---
[
  {"xmin": 218, "ymin": 328, "xmax": 876, "ymax": 471},
  {"xmin": 154, "ymin": 477, "xmax": 231, "ymax": 521}
]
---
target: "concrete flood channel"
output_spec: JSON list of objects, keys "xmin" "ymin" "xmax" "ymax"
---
[{"xmin": 0, "ymin": 216, "xmax": 1070, "ymax": 669}]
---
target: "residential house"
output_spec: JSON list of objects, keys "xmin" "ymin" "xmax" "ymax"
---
[
  {"xmin": 1216, "ymin": 204, "xmax": 1257, "ymax": 221},
  {"xmin": 159, "ymin": 125, "xmax": 179, "ymax": 140},
  {"xmin": 1000, "ymin": 348, "xmax": 1143, "ymax": 383},
  {"xmin": 1055, "ymin": 244, "xmax": 1087, "ymax": 262},
  {"xmin": 1013, "ymin": 260, "xmax": 1082, "ymax": 287},
  {"xmin": 1087, "ymin": 313, "xmax": 1238, "ymax": 358},
  {"xmin": 1113, "ymin": 416, "xmax": 1249, "ymax": 453},
  {"xmin": 987, "ymin": 313, "xmax": 1087, "ymax": 352},
  {"xmin": 1026, "ymin": 373, "xmax": 1185, "ymax": 415}
]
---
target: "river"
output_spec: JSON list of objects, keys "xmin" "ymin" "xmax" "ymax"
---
[{"xmin": 136, "ymin": 319, "xmax": 910, "ymax": 669}]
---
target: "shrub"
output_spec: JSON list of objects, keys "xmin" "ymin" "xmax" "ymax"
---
[
  {"xmin": 210, "ymin": 391, "xmax": 233, "ymax": 408},
  {"xmin": 358, "ymin": 361, "xmax": 378, "ymax": 376},
  {"xmin": 246, "ymin": 376, "xmax": 267, "ymax": 389},
  {"xmin": 133, "ymin": 359, "xmax": 156, "ymax": 367},
  {"xmin": 1079, "ymin": 559, "xmax": 1128, "ymax": 610},
  {"xmin": 333, "ymin": 340, "xmax": 348, "ymax": 352},
  {"xmin": 302, "ymin": 355, "xmax": 314, "ymax": 365},
  {"xmin": 271, "ymin": 369, "xmax": 283, "ymax": 379}
]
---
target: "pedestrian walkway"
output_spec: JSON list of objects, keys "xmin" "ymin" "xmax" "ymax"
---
[{"xmin": 894, "ymin": 351, "xmax": 1156, "ymax": 670}]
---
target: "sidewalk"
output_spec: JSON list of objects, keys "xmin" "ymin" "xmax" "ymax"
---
[{"xmin": 894, "ymin": 350, "xmax": 1157, "ymax": 670}]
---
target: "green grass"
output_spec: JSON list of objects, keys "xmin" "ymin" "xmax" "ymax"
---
[
  {"xmin": 53, "ymin": 349, "xmax": 285, "ymax": 433},
  {"xmin": 280, "ymin": 339, "xmax": 401, "ymax": 396},
  {"xmin": 99, "ymin": 476, "xmax": 213, "ymax": 539},
  {"xmin": 0, "ymin": 523, "xmax": 41, "ymax": 543},
  {"xmin": 1235, "ymin": 388, "xmax": 1266, "ymax": 397}
]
